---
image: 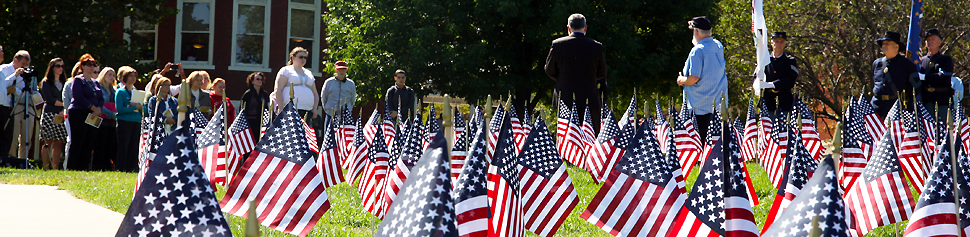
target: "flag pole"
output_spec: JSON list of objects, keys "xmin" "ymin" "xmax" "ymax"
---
[
  {"xmin": 245, "ymin": 199, "xmax": 260, "ymax": 237},
  {"xmin": 949, "ymin": 98, "xmax": 961, "ymax": 232},
  {"xmin": 443, "ymin": 95, "xmax": 454, "ymax": 152},
  {"xmin": 176, "ymin": 81, "xmax": 190, "ymax": 125},
  {"xmin": 484, "ymin": 94, "xmax": 493, "ymax": 133}
]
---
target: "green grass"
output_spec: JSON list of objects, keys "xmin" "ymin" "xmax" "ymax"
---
[{"xmin": 0, "ymin": 163, "xmax": 909, "ymax": 236}]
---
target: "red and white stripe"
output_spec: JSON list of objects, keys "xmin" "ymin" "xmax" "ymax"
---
[
  {"xmin": 863, "ymin": 112, "xmax": 887, "ymax": 144},
  {"xmin": 378, "ymin": 160, "xmax": 412, "ymax": 219},
  {"xmin": 894, "ymin": 122, "xmax": 927, "ymax": 193},
  {"xmin": 739, "ymin": 117, "xmax": 759, "ymax": 162},
  {"xmin": 227, "ymin": 127, "xmax": 256, "ymax": 181},
  {"xmin": 845, "ymin": 172, "xmax": 915, "ymax": 236},
  {"xmin": 519, "ymin": 164, "xmax": 578, "ymax": 237},
  {"xmin": 451, "ymin": 149, "xmax": 467, "ymax": 185},
  {"xmin": 382, "ymin": 119, "xmax": 396, "ymax": 148},
  {"xmin": 656, "ymin": 120, "xmax": 672, "ymax": 152},
  {"xmin": 302, "ymin": 120, "xmax": 318, "ymax": 153},
  {"xmin": 512, "ymin": 116, "xmax": 526, "ymax": 152},
  {"xmin": 839, "ymin": 145, "xmax": 867, "ymax": 190},
  {"xmin": 903, "ymin": 202, "xmax": 958, "ymax": 237},
  {"xmin": 581, "ymin": 169, "xmax": 686, "ymax": 237},
  {"xmin": 724, "ymin": 196, "xmax": 759, "ymax": 237},
  {"xmin": 199, "ymin": 144, "xmax": 227, "ymax": 185},
  {"xmin": 799, "ymin": 117, "xmax": 826, "ymax": 161},
  {"xmin": 338, "ymin": 124, "xmax": 355, "ymax": 166},
  {"xmin": 487, "ymin": 165, "xmax": 524, "ymax": 237},
  {"xmin": 316, "ymin": 144, "xmax": 344, "ymax": 190},
  {"xmin": 357, "ymin": 151, "xmax": 390, "ymax": 217},
  {"xmin": 674, "ymin": 125, "xmax": 702, "ymax": 176},
  {"xmin": 667, "ymin": 207, "xmax": 721, "ymax": 237},
  {"xmin": 761, "ymin": 178, "xmax": 803, "ymax": 234},
  {"xmin": 558, "ymin": 120, "xmax": 586, "ymax": 168},
  {"xmin": 456, "ymin": 190, "xmax": 489, "ymax": 237},
  {"xmin": 219, "ymin": 152, "xmax": 331, "ymax": 236},
  {"xmin": 586, "ymin": 139, "xmax": 625, "ymax": 182},
  {"xmin": 759, "ymin": 129, "xmax": 788, "ymax": 189}
]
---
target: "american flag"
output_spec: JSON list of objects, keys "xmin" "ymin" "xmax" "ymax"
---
[
  {"xmin": 219, "ymin": 102, "xmax": 331, "ymax": 237},
  {"xmin": 301, "ymin": 117, "xmax": 318, "ymax": 154},
  {"xmin": 260, "ymin": 107, "xmax": 272, "ymax": 138},
  {"xmin": 845, "ymin": 129, "xmax": 915, "ymax": 236},
  {"xmin": 521, "ymin": 108, "xmax": 532, "ymax": 142},
  {"xmin": 668, "ymin": 122, "xmax": 727, "ymax": 237},
  {"xmin": 347, "ymin": 110, "xmax": 381, "ymax": 182},
  {"xmin": 197, "ymin": 106, "xmax": 227, "ymax": 186},
  {"xmin": 618, "ymin": 97, "xmax": 637, "ymax": 134},
  {"xmin": 190, "ymin": 108, "xmax": 209, "ymax": 136},
  {"xmin": 757, "ymin": 99, "xmax": 772, "ymax": 152},
  {"xmin": 954, "ymin": 139, "xmax": 970, "ymax": 236},
  {"xmin": 316, "ymin": 115, "xmax": 345, "ymax": 190},
  {"xmin": 358, "ymin": 119, "xmax": 391, "ymax": 217},
  {"xmin": 902, "ymin": 136, "xmax": 959, "ymax": 237},
  {"xmin": 858, "ymin": 96, "xmax": 888, "ymax": 144},
  {"xmin": 382, "ymin": 108, "xmax": 396, "ymax": 150},
  {"xmin": 915, "ymin": 100, "xmax": 937, "ymax": 166},
  {"xmin": 558, "ymin": 102, "xmax": 586, "ymax": 168},
  {"xmin": 338, "ymin": 105, "xmax": 355, "ymax": 161},
  {"xmin": 840, "ymin": 100, "xmax": 869, "ymax": 190},
  {"xmin": 226, "ymin": 109, "xmax": 255, "ymax": 182},
  {"xmin": 700, "ymin": 109, "xmax": 722, "ymax": 161},
  {"xmin": 895, "ymin": 105, "xmax": 928, "ymax": 193},
  {"xmin": 580, "ymin": 105, "xmax": 597, "ymax": 159},
  {"xmin": 374, "ymin": 129, "xmax": 459, "ymax": 237},
  {"xmin": 760, "ymin": 109, "xmax": 788, "ymax": 189},
  {"xmin": 115, "ymin": 125, "xmax": 233, "ymax": 237},
  {"xmin": 675, "ymin": 101, "xmax": 703, "ymax": 176},
  {"xmin": 488, "ymin": 104, "xmax": 505, "ymax": 158},
  {"xmin": 452, "ymin": 107, "xmax": 470, "ymax": 184},
  {"xmin": 379, "ymin": 116, "xmax": 423, "ymax": 219},
  {"xmin": 729, "ymin": 125, "xmax": 759, "ymax": 207},
  {"xmin": 761, "ymin": 124, "xmax": 819, "ymax": 234},
  {"xmin": 425, "ymin": 105, "xmax": 441, "ymax": 150},
  {"xmin": 739, "ymin": 100, "xmax": 759, "ymax": 162},
  {"xmin": 343, "ymin": 117, "xmax": 363, "ymax": 171},
  {"xmin": 452, "ymin": 120, "xmax": 490, "ymax": 237},
  {"xmin": 486, "ymin": 112, "xmax": 524, "ymax": 237},
  {"xmin": 582, "ymin": 117, "xmax": 686, "ymax": 237},
  {"xmin": 723, "ymin": 123, "xmax": 759, "ymax": 237},
  {"xmin": 761, "ymin": 156, "xmax": 850, "ymax": 237},
  {"xmin": 793, "ymin": 97, "xmax": 826, "ymax": 160},
  {"xmin": 587, "ymin": 106, "xmax": 625, "ymax": 182},
  {"xmin": 601, "ymin": 101, "xmax": 616, "ymax": 131},
  {"xmin": 454, "ymin": 106, "xmax": 467, "ymax": 147},
  {"xmin": 655, "ymin": 101, "xmax": 672, "ymax": 152},
  {"xmin": 137, "ymin": 110, "xmax": 169, "ymax": 192},
  {"xmin": 954, "ymin": 103, "xmax": 970, "ymax": 156},
  {"xmin": 509, "ymin": 104, "xmax": 527, "ymax": 152},
  {"xmin": 517, "ymin": 118, "xmax": 578, "ymax": 236}
]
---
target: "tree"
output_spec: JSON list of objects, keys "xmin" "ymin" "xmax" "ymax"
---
[
  {"xmin": 716, "ymin": 0, "xmax": 970, "ymax": 121},
  {"xmin": 0, "ymin": 1, "xmax": 176, "ymax": 81},
  {"xmin": 324, "ymin": 0, "xmax": 717, "ymax": 115}
]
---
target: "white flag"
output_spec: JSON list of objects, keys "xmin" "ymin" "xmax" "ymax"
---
[{"xmin": 752, "ymin": 0, "xmax": 771, "ymax": 96}]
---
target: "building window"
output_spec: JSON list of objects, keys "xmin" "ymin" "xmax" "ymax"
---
[
  {"xmin": 125, "ymin": 8, "xmax": 158, "ymax": 62},
  {"xmin": 288, "ymin": 0, "xmax": 321, "ymax": 76},
  {"xmin": 176, "ymin": 0, "xmax": 215, "ymax": 68},
  {"xmin": 232, "ymin": 0, "xmax": 270, "ymax": 69}
]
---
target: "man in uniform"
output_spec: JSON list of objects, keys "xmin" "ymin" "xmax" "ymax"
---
[
  {"xmin": 917, "ymin": 28, "xmax": 954, "ymax": 119},
  {"xmin": 756, "ymin": 31, "xmax": 799, "ymax": 114},
  {"xmin": 871, "ymin": 31, "xmax": 919, "ymax": 118}
]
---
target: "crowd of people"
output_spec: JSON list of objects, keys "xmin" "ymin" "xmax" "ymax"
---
[{"xmin": 0, "ymin": 45, "xmax": 428, "ymax": 172}]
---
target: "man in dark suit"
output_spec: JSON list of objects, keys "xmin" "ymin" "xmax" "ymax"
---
[
  {"xmin": 871, "ymin": 31, "xmax": 919, "ymax": 118},
  {"xmin": 544, "ymin": 13, "xmax": 608, "ymax": 132},
  {"xmin": 917, "ymin": 28, "xmax": 955, "ymax": 120}
]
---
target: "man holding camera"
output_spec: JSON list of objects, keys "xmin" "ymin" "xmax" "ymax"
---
[{"xmin": 0, "ymin": 50, "xmax": 30, "ymax": 159}]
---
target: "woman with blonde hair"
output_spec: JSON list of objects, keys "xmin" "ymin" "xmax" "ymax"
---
[
  {"xmin": 39, "ymin": 58, "xmax": 68, "ymax": 170},
  {"xmin": 272, "ymin": 47, "xmax": 318, "ymax": 118},
  {"xmin": 174, "ymin": 70, "xmax": 213, "ymax": 118},
  {"xmin": 91, "ymin": 67, "xmax": 119, "ymax": 170},
  {"xmin": 148, "ymin": 77, "xmax": 178, "ymax": 129},
  {"xmin": 208, "ymin": 78, "xmax": 236, "ymax": 122},
  {"xmin": 114, "ymin": 66, "xmax": 143, "ymax": 172}
]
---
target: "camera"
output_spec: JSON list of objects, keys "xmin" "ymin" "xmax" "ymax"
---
[
  {"xmin": 20, "ymin": 66, "xmax": 36, "ymax": 84},
  {"xmin": 170, "ymin": 64, "xmax": 179, "ymax": 70}
]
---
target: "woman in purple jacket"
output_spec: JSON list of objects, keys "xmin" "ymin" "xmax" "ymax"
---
[{"xmin": 65, "ymin": 54, "xmax": 104, "ymax": 171}]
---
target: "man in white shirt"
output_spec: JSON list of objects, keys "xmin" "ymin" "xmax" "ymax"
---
[{"xmin": 0, "ymin": 50, "xmax": 29, "ymax": 158}]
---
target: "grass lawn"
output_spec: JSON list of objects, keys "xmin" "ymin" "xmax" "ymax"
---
[{"xmin": 0, "ymin": 162, "xmax": 909, "ymax": 236}]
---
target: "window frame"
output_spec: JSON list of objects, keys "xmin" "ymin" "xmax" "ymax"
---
[
  {"xmin": 286, "ymin": 0, "xmax": 322, "ymax": 77},
  {"xmin": 229, "ymin": 0, "xmax": 272, "ymax": 72},
  {"xmin": 175, "ymin": 0, "xmax": 217, "ymax": 70}
]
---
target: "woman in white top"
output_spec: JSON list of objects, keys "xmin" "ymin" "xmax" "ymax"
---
[{"xmin": 272, "ymin": 47, "xmax": 319, "ymax": 118}]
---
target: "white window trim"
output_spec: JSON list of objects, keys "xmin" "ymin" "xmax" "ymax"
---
[
  {"xmin": 287, "ymin": 0, "xmax": 323, "ymax": 77},
  {"xmin": 123, "ymin": 8, "xmax": 158, "ymax": 63},
  {"xmin": 230, "ymin": 0, "xmax": 272, "ymax": 72},
  {"xmin": 175, "ymin": 0, "xmax": 216, "ymax": 70}
]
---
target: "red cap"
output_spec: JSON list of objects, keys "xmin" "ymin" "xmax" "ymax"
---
[{"xmin": 334, "ymin": 61, "xmax": 349, "ymax": 69}]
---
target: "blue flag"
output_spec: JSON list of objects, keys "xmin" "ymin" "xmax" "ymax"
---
[{"xmin": 906, "ymin": 0, "xmax": 924, "ymax": 63}]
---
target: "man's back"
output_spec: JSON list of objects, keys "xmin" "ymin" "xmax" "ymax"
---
[{"xmin": 545, "ymin": 32, "xmax": 607, "ymax": 93}]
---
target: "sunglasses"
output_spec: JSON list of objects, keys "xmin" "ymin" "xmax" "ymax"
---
[
  {"xmin": 53, "ymin": 64, "xmax": 64, "ymax": 68},
  {"xmin": 254, "ymin": 77, "xmax": 263, "ymax": 81},
  {"xmin": 297, "ymin": 56, "xmax": 308, "ymax": 60}
]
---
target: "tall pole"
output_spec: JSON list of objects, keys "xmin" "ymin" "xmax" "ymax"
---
[
  {"xmin": 176, "ymin": 81, "xmax": 190, "ymax": 125},
  {"xmin": 222, "ymin": 89, "xmax": 230, "ymax": 183},
  {"xmin": 443, "ymin": 95, "xmax": 454, "ymax": 152},
  {"xmin": 484, "ymin": 94, "xmax": 493, "ymax": 133},
  {"xmin": 949, "ymin": 99, "xmax": 961, "ymax": 230}
]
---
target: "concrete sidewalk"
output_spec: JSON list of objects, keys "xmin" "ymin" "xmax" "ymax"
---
[{"xmin": 0, "ymin": 184, "xmax": 124, "ymax": 237}]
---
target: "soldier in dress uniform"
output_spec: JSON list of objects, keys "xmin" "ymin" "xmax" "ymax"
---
[
  {"xmin": 917, "ymin": 28, "xmax": 955, "ymax": 120},
  {"xmin": 756, "ymin": 31, "xmax": 799, "ymax": 114},
  {"xmin": 871, "ymin": 31, "xmax": 919, "ymax": 118}
]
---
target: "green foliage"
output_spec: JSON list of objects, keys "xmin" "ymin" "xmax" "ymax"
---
[
  {"xmin": 0, "ymin": 1, "xmax": 176, "ymax": 82},
  {"xmin": 716, "ymin": 0, "xmax": 970, "ymax": 120},
  {"xmin": 324, "ymin": 0, "xmax": 718, "ymax": 112}
]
